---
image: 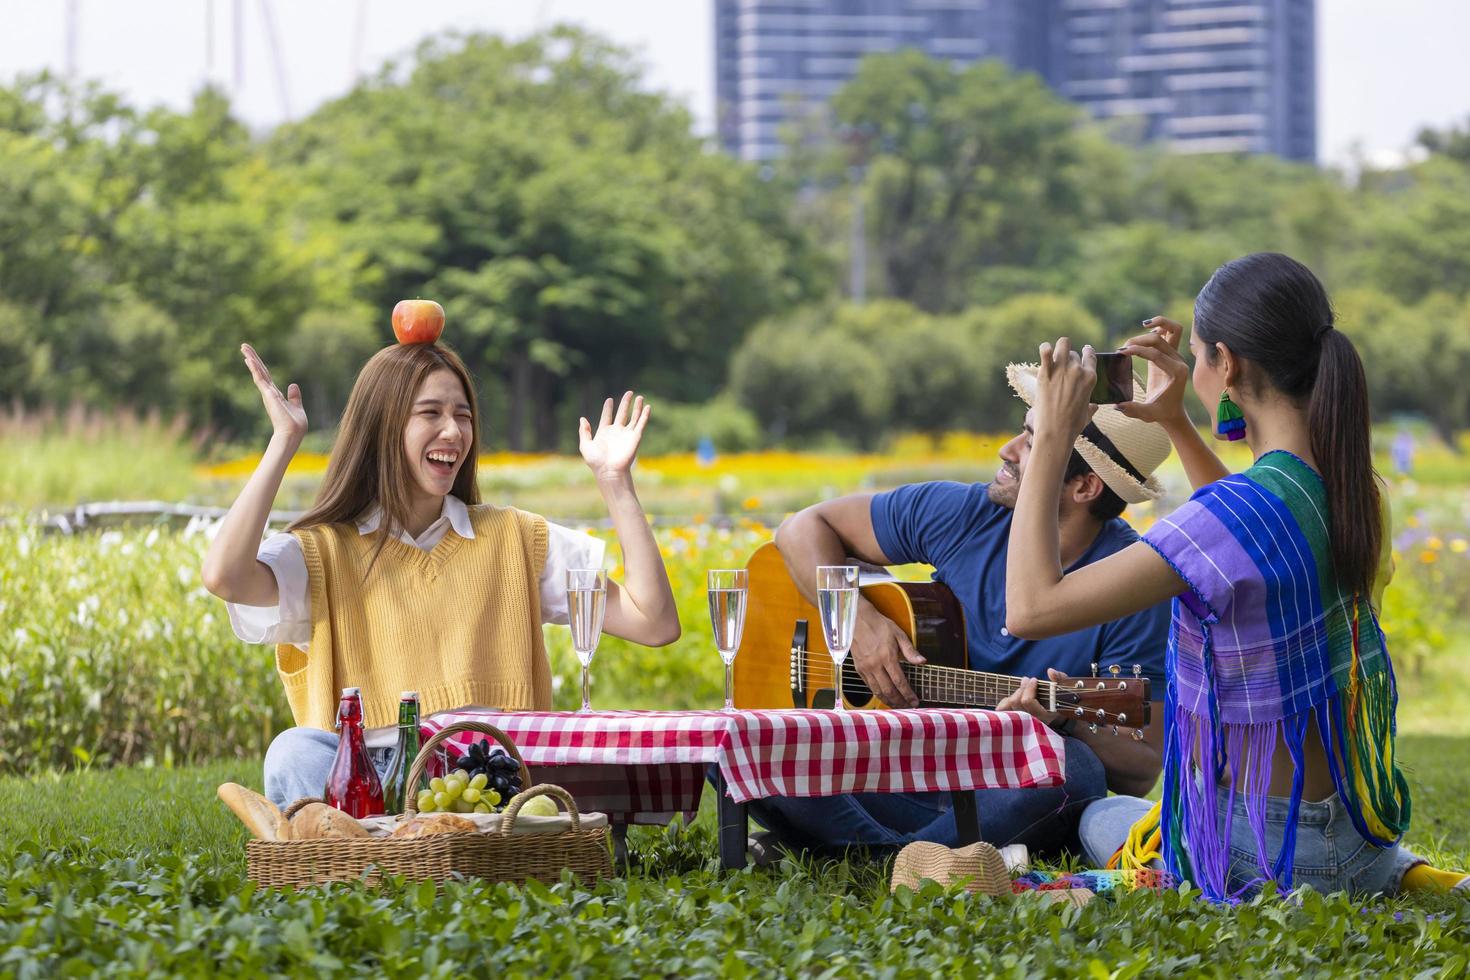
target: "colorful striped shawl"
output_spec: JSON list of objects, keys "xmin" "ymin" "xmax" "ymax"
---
[{"xmin": 1128, "ymin": 451, "xmax": 1410, "ymax": 899}]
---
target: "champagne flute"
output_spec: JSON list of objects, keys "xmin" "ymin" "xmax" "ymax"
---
[
  {"xmin": 566, "ymin": 568, "xmax": 608, "ymax": 713},
  {"xmin": 816, "ymin": 565, "xmax": 860, "ymax": 712},
  {"xmin": 707, "ymin": 569, "xmax": 748, "ymax": 712}
]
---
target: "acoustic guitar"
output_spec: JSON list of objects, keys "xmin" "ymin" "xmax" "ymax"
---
[{"xmin": 731, "ymin": 543, "xmax": 1151, "ymax": 736}]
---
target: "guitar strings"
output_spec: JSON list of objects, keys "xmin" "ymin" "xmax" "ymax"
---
[
  {"xmin": 791, "ymin": 651, "xmax": 1049, "ymax": 701},
  {"xmin": 787, "ymin": 651, "xmax": 1134, "ymax": 721}
]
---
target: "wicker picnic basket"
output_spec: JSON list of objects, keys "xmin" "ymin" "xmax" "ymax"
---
[{"xmin": 246, "ymin": 721, "xmax": 613, "ymax": 889}]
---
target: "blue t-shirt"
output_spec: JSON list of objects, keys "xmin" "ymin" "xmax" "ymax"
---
[{"xmin": 871, "ymin": 482, "xmax": 1169, "ymax": 687}]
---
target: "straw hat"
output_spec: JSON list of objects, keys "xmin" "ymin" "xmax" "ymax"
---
[
  {"xmin": 890, "ymin": 841, "xmax": 1011, "ymax": 896},
  {"xmin": 1005, "ymin": 363, "xmax": 1171, "ymax": 504}
]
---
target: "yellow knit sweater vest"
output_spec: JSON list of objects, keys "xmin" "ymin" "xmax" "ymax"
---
[{"xmin": 276, "ymin": 504, "xmax": 550, "ymax": 731}]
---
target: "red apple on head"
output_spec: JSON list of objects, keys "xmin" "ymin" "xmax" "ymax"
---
[{"xmin": 391, "ymin": 300, "xmax": 445, "ymax": 345}]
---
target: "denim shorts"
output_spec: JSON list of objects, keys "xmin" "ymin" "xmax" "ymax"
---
[{"xmin": 1079, "ymin": 791, "xmax": 1419, "ymax": 896}]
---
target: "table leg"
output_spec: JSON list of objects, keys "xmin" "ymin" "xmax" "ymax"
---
[
  {"xmin": 951, "ymin": 790, "xmax": 981, "ymax": 845},
  {"xmin": 714, "ymin": 769, "xmax": 748, "ymax": 870},
  {"xmin": 611, "ymin": 821, "xmax": 629, "ymax": 867}
]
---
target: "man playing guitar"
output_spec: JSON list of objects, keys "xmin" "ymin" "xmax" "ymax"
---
[{"xmin": 751, "ymin": 363, "xmax": 1174, "ymax": 859}]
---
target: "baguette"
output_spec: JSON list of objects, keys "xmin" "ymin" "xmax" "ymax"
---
[
  {"xmin": 390, "ymin": 813, "xmax": 477, "ymax": 839},
  {"xmin": 217, "ymin": 783, "xmax": 287, "ymax": 841},
  {"xmin": 289, "ymin": 802, "xmax": 372, "ymax": 840}
]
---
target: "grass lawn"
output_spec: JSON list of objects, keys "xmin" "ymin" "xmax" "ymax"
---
[{"xmin": 3, "ymin": 735, "xmax": 1468, "ymax": 978}]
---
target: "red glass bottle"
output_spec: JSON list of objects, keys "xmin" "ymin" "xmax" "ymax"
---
[{"xmin": 323, "ymin": 687, "xmax": 384, "ymax": 817}]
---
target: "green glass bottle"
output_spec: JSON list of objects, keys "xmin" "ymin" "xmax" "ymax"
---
[{"xmin": 382, "ymin": 691, "xmax": 423, "ymax": 815}]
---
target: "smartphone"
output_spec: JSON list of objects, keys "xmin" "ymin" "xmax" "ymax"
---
[{"xmin": 1091, "ymin": 351, "xmax": 1134, "ymax": 404}]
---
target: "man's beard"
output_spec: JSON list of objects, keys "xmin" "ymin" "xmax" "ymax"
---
[{"xmin": 987, "ymin": 466, "xmax": 1020, "ymax": 509}]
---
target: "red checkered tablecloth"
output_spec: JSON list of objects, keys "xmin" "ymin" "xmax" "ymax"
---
[{"xmin": 422, "ymin": 709, "xmax": 1063, "ymax": 825}]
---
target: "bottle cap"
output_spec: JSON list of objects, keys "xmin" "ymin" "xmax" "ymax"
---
[
  {"xmin": 400, "ymin": 691, "xmax": 419, "ymax": 700},
  {"xmin": 341, "ymin": 686, "xmax": 361, "ymax": 698}
]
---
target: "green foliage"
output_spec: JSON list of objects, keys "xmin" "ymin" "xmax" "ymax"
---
[
  {"xmin": 1334, "ymin": 289, "xmax": 1470, "ymax": 444},
  {"xmin": 1, "ymin": 753, "xmax": 1468, "ymax": 977},
  {"xmin": 267, "ymin": 28, "xmax": 827, "ymax": 451},
  {"xmin": 728, "ymin": 305, "xmax": 897, "ymax": 447},
  {"xmin": 1350, "ymin": 159, "xmax": 1470, "ymax": 305},
  {"xmin": 0, "ymin": 523, "xmax": 291, "ymax": 774},
  {"xmin": 727, "ymin": 294, "xmax": 1111, "ymax": 443},
  {"xmin": 0, "ymin": 79, "xmax": 337, "ymax": 434},
  {"xmin": 0, "ymin": 406, "xmax": 202, "ymax": 511},
  {"xmin": 635, "ymin": 396, "xmax": 763, "ymax": 456},
  {"xmin": 0, "ymin": 521, "xmax": 786, "ymax": 772},
  {"xmin": 1070, "ymin": 222, "xmax": 1239, "ymax": 332},
  {"xmin": 11, "ymin": 40, "xmax": 1470, "ymax": 440},
  {"xmin": 826, "ymin": 53, "xmax": 1092, "ymax": 313},
  {"xmin": 960, "ymin": 294, "xmax": 1107, "ymax": 428}
]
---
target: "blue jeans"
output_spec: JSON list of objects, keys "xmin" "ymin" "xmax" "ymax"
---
[
  {"xmin": 743, "ymin": 736, "xmax": 1108, "ymax": 858},
  {"xmin": 1078, "ymin": 792, "xmax": 1424, "ymax": 896},
  {"xmin": 263, "ymin": 727, "xmax": 394, "ymax": 808}
]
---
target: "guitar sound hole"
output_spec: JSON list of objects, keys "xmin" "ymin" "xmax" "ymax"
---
[{"xmin": 841, "ymin": 668, "xmax": 874, "ymax": 708}]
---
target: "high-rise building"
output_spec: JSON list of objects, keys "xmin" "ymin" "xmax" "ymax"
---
[{"xmin": 714, "ymin": 0, "xmax": 1317, "ymax": 163}]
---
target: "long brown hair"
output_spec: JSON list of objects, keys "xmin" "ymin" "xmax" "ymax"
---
[
  {"xmin": 1194, "ymin": 253, "xmax": 1382, "ymax": 598},
  {"xmin": 290, "ymin": 343, "xmax": 481, "ymax": 569}
]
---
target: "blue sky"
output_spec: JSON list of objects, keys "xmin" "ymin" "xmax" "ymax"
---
[{"xmin": 4, "ymin": 0, "xmax": 1467, "ymax": 167}]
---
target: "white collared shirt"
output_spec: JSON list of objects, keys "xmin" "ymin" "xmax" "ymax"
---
[{"xmin": 225, "ymin": 494, "xmax": 605, "ymax": 651}]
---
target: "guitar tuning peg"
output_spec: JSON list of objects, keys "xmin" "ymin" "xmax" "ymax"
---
[
  {"xmin": 1117, "ymin": 713, "xmax": 1127, "ymax": 725},
  {"xmin": 1111, "ymin": 725, "xmax": 1119, "ymax": 736},
  {"xmin": 1090, "ymin": 662, "xmax": 1098, "ymax": 678},
  {"xmin": 1088, "ymin": 723, "xmax": 1099, "ymax": 734},
  {"xmin": 1094, "ymin": 709, "xmax": 1105, "ymax": 721},
  {"xmin": 1132, "ymin": 664, "xmax": 1142, "ymax": 678},
  {"xmin": 1131, "ymin": 729, "xmax": 1144, "ymax": 741},
  {"xmin": 1074, "ymin": 706, "xmax": 1084, "ymax": 717},
  {"xmin": 1108, "ymin": 664, "xmax": 1120, "ymax": 677}
]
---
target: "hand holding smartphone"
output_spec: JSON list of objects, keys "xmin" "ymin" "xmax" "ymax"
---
[{"xmin": 1090, "ymin": 351, "xmax": 1134, "ymax": 404}]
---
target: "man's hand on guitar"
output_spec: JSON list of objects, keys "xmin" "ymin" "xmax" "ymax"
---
[
  {"xmin": 852, "ymin": 601, "xmax": 926, "ymax": 708},
  {"xmin": 994, "ymin": 669, "xmax": 1068, "ymax": 727}
]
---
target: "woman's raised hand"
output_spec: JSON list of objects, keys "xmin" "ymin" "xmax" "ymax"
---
[
  {"xmin": 1033, "ymin": 337, "xmax": 1097, "ymax": 439},
  {"xmin": 579, "ymin": 391, "xmax": 650, "ymax": 481},
  {"xmin": 1117, "ymin": 317, "xmax": 1191, "ymax": 427},
  {"xmin": 241, "ymin": 343, "xmax": 307, "ymax": 444}
]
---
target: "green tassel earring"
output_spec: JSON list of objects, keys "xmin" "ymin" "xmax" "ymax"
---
[{"xmin": 1217, "ymin": 390, "xmax": 1246, "ymax": 441}]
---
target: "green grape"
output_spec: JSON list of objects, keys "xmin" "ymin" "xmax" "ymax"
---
[
  {"xmin": 474, "ymin": 802, "xmax": 491, "ymax": 813},
  {"xmin": 433, "ymin": 791, "xmax": 452, "ymax": 810},
  {"xmin": 429, "ymin": 777, "xmax": 447, "ymax": 794},
  {"xmin": 416, "ymin": 790, "xmax": 435, "ymax": 812},
  {"xmin": 453, "ymin": 798, "xmax": 474, "ymax": 814},
  {"xmin": 452, "ymin": 769, "xmax": 470, "ymax": 783},
  {"xmin": 462, "ymin": 787, "xmax": 481, "ymax": 804},
  {"xmin": 469, "ymin": 773, "xmax": 488, "ymax": 791},
  {"xmin": 445, "ymin": 781, "xmax": 463, "ymax": 800},
  {"xmin": 487, "ymin": 789, "xmax": 501, "ymax": 808}
]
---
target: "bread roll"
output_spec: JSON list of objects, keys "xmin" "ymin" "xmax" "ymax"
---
[
  {"xmin": 217, "ymin": 783, "xmax": 286, "ymax": 841},
  {"xmin": 390, "ymin": 813, "xmax": 477, "ymax": 839},
  {"xmin": 289, "ymin": 802, "xmax": 372, "ymax": 840}
]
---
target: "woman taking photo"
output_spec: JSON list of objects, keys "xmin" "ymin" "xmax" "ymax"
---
[{"xmin": 1004, "ymin": 252, "xmax": 1462, "ymax": 898}]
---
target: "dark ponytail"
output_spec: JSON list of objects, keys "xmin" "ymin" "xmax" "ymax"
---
[
  {"xmin": 1308, "ymin": 330, "xmax": 1382, "ymax": 598},
  {"xmin": 1194, "ymin": 253, "xmax": 1383, "ymax": 598}
]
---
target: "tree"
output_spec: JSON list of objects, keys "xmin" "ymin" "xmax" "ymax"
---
[
  {"xmin": 1071, "ymin": 222, "xmax": 1238, "ymax": 331},
  {"xmin": 1347, "ymin": 159, "xmax": 1470, "ymax": 304},
  {"xmin": 270, "ymin": 29, "xmax": 828, "ymax": 450},
  {"xmin": 1417, "ymin": 116, "xmax": 1470, "ymax": 166},
  {"xmin": 825, "ymin": 53, "xmax": 1090, "ymax": 313},
  {"xmin": 959, "ymin": 294, "xmax": 1107, "ymax": 428},
  {"xmin": 728, "ymin": 306, "xmax": 894, "ymax": 448}
]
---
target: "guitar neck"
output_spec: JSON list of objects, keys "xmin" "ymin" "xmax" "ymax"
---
[{"xmin": 898, "ymin": 661, "xmax": 1052, "ymax": 709}]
